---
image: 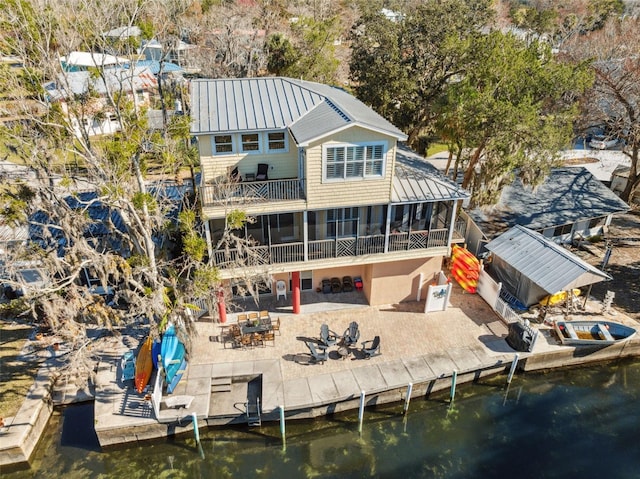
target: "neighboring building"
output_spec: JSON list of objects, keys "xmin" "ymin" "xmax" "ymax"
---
[
  {"xmin": 190, "ymin": 77, "xmax": 469, "ymax": 307},
  {"xmin": 141, "ymin": 39, "xmax": 200, "ymax": 75},
  {"xmin": 611, "ymin": 165, "xmax": 639, "ymax": 206},
  {"xmin": 461, "ymin": 167, "xmax": 630, "ymax": 256}
]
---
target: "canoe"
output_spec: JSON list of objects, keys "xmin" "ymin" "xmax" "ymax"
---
[
  {"xmin": 540, "ymin": 289, "xmax": 581, "ymax": 307},
  {"xmin": 166, "ymin": 358, "xmax": 188, "ymax": 394},
  {"xmin": 134, "ymin": 336, "xmax": 154, "ymax": 393},
  {"xmin": 161, "ymin": 323, "xmax": 178, "ymax": 371},
  {"xmin": 554, "ymin": 320, "xmax": 636, "ymax": 346},
  {"xmin": 165, "ymin": 341, "xmax": 186, "ymax": 384}
]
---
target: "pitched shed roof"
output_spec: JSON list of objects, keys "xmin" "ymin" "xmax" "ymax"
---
[
  {"xmin": 392, "ymin": 145, "xmax": 470, "ymax": 203},
  {"xmin": 467, "ymin": 167, "xmax": 629, "ymax": 239},
  {"xmin": 485, "ymin": 225, "xmax": 611, "ymax": 293},
  {"xmin": 190, "ymin": 77, "xmax": 407, "ymax": 144}
]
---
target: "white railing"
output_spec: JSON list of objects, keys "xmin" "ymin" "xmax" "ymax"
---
[{"xmin": 200, "ymin": 179, "xmax": 301, "ymax": 207}]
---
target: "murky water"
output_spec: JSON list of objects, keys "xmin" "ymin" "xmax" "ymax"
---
[{"xmin": 5, "ymin": 359, "xmax": 640, "ymax": 478}]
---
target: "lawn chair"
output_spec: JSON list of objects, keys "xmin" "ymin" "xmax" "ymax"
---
[
  {"xmin": 342, "ymin": 321, "xmax": 360, "ymax": 347},
  {"xmin": 255, "ymin": 163, "xmax": 269, "ymax": 181},
  {"xmin": 321, "ymin": 278, "xmax": 331, "ymax": 294},
  {"xmin": 361, "ymin": 335, "xmax": 381, "ymax": 359},
  {"xmin": 320, "ymin": 323, "xmax": 339, "ymax": 347},
  {"xmin": 306, "ymin": 341, "xmax": 328, "ymax": 364},
  {"xmin": 342, "ymin": 276, "xmax": 354, "ymax": 292},
  {"xmin": 330, "ymin": 277, "xmax": 342, "ymax": 293}
]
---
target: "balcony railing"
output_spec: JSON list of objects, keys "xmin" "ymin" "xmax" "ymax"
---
[
  {"xmin": 200, "ymin": 179, "xmax": 303, "ymax": 208},
  {"xmin": 212, "ymin": 228, "xmax": 450, "ymax": 269}
]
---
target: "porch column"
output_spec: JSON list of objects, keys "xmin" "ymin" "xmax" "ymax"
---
[
  {"xmin": 446, "ymin": 201, "xmax": 458, "ymax": 248},
  {"xmin": 204, "ymin": 220, "xmax": 213, "ymax": 260},
  {"xmin": 217, "ymin": 287, "xmax": 227, "ymax": 323},
  {"xmin": 384, "ymin": 205, "xmax": 392, "ymax": 253},
  {"xmin": 303, "ymin": 211, "xmax": 308, "ymax": 262},
  {"xmin": 292, "ymin": 271, "xmax": 301, "ymax": 314}
]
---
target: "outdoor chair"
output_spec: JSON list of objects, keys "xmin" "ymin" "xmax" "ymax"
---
[
  {"xmin": 321, "ymin": 278, "xmax": 331, "ymax": 294},
  {"xmin": 342, "ymin": 276, "xmax": 354, "ymax": 292},
  {"xmin": 240, "ymin": 334, "xmax": 253, "ymax": 349},
  {"xmin": 330, "ymin": 277, "xmax": 342, "ymax": 293},
  {"xmin": 306, "ymin": 341, "xmax": 328, "ymax": 364},
  {"xmin": 276, "ymin": 280, "xmax": 287, "ymax": 300},
  {"xmin": 255, "ymin": 163, "xmax": 269, "ymax": 181},
  {"xmin": 263, "ymin": 331, "xmax": 275, "ymax": 346},
  {"xmin": 320, "ymin": 323, "xmax": 339, "ymax": 347},
  {"xmin": 272, "ymin": 317, "xmax": 281, "ymax": 335},
  {"xmin": 342, "ymin": 321, "xmax": 360, "ymax": 347},
  {"xmin": 361, "ymin": 335, "xmax": 381, "ymax": 359},
  {"xmin": 251, "ymin": 333, "xmax": 264, "ymax": 348}
]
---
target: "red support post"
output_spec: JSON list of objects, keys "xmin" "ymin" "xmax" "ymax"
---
[
  {"xmin": 292, "ymin": 271, "xmax": 301, "ymax": 314},
  {"xmin": 217, "ymin": 288, "xmax": 227, "ymax": 323}
]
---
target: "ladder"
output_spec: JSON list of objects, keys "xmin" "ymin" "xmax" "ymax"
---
[{"xmin": 246, "ymin": 397, "xmax": 261, "ymax": 427}]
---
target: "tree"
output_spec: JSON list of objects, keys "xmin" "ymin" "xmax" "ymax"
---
[
  {"xmin": 0, "ymin": 0, "xmax": 258, "ymax": 384},
  {"xmin": 349, "ymin": 0, "xmax": 495, "ymax": 148},
  {"xmin": 563, "ymin": 16, "xmax": 640, "ymax": 203}
]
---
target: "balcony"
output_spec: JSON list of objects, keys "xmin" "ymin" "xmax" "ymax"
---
[
  {"xmin": 200, "ymin": 179, "xmax": 304, "ymax": 208},
  {"xmin": 211, "ymin": 228, "xmax": 451, "ymax": 269}
]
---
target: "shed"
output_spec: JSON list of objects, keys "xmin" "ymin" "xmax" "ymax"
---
[{"xmin": 485, "ymin": 225, "xmax": 611, "ymax": 307}]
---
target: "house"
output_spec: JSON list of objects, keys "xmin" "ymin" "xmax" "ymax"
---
[
  {"xmin": 190, "ymin": 77, "xmax": 469, "ymax": 307},
  {"xmin": 460, "ymin": 167, "xmax": 630, "ymax": 256},
  {"xmin": 484, "ymin": 225, "xmax": 612, "ymax": 308},
  {"xmin": 610, "ymin": 165, "xmax": 639, "ymax": 206}
]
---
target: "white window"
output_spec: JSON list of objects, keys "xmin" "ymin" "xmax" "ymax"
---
[
  {"xmin": 213, "ymin": 135, "xmax": 233, "ymax": 154},
  {"xmin": 324, "ymin": 143, "xmax": 385, "ymax": 180},
  {"xmin": 267, "ymin": 131, "xmax": 288, "ymax": 151},
  {"xmin": 241, "ymin": 133, "xmax": 261, "ymax": 153}
]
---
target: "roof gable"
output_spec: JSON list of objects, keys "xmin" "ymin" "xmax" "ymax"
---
[{"xmin": 190, "ymin": 77, "xmax": 407, "ymax": 142}]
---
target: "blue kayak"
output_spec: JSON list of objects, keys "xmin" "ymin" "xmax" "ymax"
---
[
  {"xmin": 160, "ymin": 323, "xmax": 178, "ymax": 371},
  {"xmin": 166, "ymin": 358, "xmax": 188, "ymax": 394},
  {"xmin": 165, "ymin": 341, "xmax": 186, "ymax": 384}
]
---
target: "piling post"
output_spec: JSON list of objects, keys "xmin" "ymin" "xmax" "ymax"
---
[
  {"xmin": 279, "ymin": 405, "xmax": 286, "ymax": 451},
  {"xmin": 358, "ymin": 390, "xmax": 366, "ymax": 434},
  {"xmin": 403, "ymin": 383, "xmax": 413, "ymax": 415},
  {"xmin": 507, "ymin": 353, "xmax": 520, "ymax": 384},
  {"xmin": 450, "ymin": 370, "xmax": 457, "ymax": 403}
]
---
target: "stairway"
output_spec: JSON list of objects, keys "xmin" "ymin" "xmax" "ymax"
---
[{"xmin": 210, "ymin": 377, "xmax": 232, "ymax": 393}]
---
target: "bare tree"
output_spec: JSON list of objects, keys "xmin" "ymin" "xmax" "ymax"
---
[{"xmin": 563, "ymin": 16, "xmax": 640, "ymax": 202}]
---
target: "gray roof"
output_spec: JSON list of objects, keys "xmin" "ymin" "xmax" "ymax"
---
[
  {"xmin": 485, "ymin": 225, "xmax": 611, "ymax": 292},
  {"xmin": 468, "ymin": 167, "xmax": 629, "ymax": 239},
  {"xmin": 392, "ymin": 145, "xmax": 470, "ymax": 203},
  {"xmin": 190, "ymin": 77, "xmax": 407, "ymax": 144}
]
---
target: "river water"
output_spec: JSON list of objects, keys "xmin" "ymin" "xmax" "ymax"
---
[{"xmin": 5, "ymin": 358, "xmax": 640, "ymax": 479}]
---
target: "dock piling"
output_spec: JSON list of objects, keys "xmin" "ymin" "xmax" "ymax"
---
[
  {"xmin": 450, "ymin": 370, "xmax": 457, "ymax": 403},
  {"xmin": 358, "ymin": 390, "xmax": 366, "ymax": 434},
  {"xmin": 279, "ymin": 405, "xmax": 286, "ymax": 451},
  {"xmin": 403, "ymin": 383, "xmax": 413, "ymax": 415}
]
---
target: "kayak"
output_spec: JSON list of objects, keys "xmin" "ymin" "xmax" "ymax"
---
[
  {"xmin": 165, "ymin": 341, "xmax": 186, "ymax": 384},
  {"xmin": 134, "ymin": 336, "xmax": 153, "ymax": 394},
  {"xmin": 161, "ymin": 323, "xmax": 178, "ymax": 372}
]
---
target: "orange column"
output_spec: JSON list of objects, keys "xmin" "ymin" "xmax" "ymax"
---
[
  {"xmin": 292, "ymin": 271, "xmax": 301, "ymax": 314},
  {"xmin": 217, "ymin": 288, "xmax": 227, "ymax": 323}
]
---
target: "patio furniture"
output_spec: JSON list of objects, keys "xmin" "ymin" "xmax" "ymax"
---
[
  {"xmin": 342, "ymin": 276, "xmax": 354, "ymax": 292},
  {"xmin": 361, "ymin": 336, "xmax": 381, "ymax": 359},
  {"xmin": 255, "ymin": 163, "xmax": 269, "ymax": 181},
  {"xmin": 337, "ymin": 346, "xmax": 350, "ymax": 360},
  {"xmin": 354, "ymin": 276, "xmax": 363, "ymax": 291},
  {"xmin": 342, "ymin": 321, "xmax": 360, "ymax": 347},
  {"xmin": 272, "ymin": 317, "xmax": 281, "ymax": 335},
  {"xmin": 238, "ymin": 313, "xmax": 248, "ymax": 322},
  {"xmin": 320, "ymin": 323, "xmax": 339, "ymax": 347},
  {"xmin": 305, "ymin": 341, "xmax": 328, "ymax": 364},
  {"xmin": 251, "ymin": 332, "xmax": 265, "ymax": 348},
  {"xmin": 321, "ymin": 278, "xmax": 331, "ymax": 294},
  {"xmin": 276, "ymin": 280, "xmax": 287, "ymax": 300},
  {"xmin": 263, "ymin": 331, "xmax": 275, "ymax": 346},
  {"xmin": 259, "ymin": 310, "xmax": 270, "ymax": 319},
  {"xmin": 240, "ymin": 334, "xmax": 253, "ymax": 349},
  {"xmin": 330, "ymin": 277, "xmax": 342, "ymax": 293}
]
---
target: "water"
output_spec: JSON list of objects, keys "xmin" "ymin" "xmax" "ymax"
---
[{"xmin": 6, "ymin": 359, "xmax": 640, "ymax": 479}]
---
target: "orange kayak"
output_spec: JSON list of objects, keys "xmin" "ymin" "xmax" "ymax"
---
[{"xmin": 135, "ymin": 336, "xmax": 153, "ymax": 394}]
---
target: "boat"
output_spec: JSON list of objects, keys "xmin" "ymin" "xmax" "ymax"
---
[
  {"xmin": 450, "ymin": 245, "xmax": 480, "ymax": 293},
  {"xmin": 134, "ymin": 336, "xmax": 154, "ymax": 393},
  {"xmin": 161, "ymin": 323, "xmax": 179, "ymax": 371},
  {"xmin": 554, "ymin": 320, "xmax": 636, "ymax": 346},
  {"xmin": 165, "ymin": 341, "xmax": 186, "ymax": 384},
  {"xmin": 166, "ymin": 358, "xmax": 188, "ymax": 394}
]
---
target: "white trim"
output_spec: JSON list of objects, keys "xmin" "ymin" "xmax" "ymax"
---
[
  {"xmin": 240, "ymin": 132, "xmax": 262, "ymax": 154},
  {"xmin": 266, "ymin": 131, "xmax": 289, "ymax": 153},
  {"xmin": 211, "ymin": 134, "xmax": 235, "ymax": 155},
  {"xmin": 322, "ymin": 141, "xmax": 387, "ymax": 182}
]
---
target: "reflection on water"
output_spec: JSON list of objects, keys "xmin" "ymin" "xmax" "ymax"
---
[{"xmin": 5, "ymin": 359, "xmax": 640, "ymax": 479}]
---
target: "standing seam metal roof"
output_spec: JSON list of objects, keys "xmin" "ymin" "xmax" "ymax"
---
[
  {"xmin": 190, "ymin": 77, "xmax": 407, "ymax": 143},
  {"xmin": 485, "ymin": 225, "xmax": 611, "ymax": 293}
]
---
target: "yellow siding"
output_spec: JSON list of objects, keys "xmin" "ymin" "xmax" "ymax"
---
[
  {"xmin": 304, "ymin": 126, "xmax": 397, "ymax": 210},
  {"xmin": 198, "ymin": 132, "xmax": 298, "ymax": 183}
]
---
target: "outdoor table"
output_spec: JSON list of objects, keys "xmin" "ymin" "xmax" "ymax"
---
[
  {"xmin": 241, "ymin": 323, "xmax": 272, "ymax": 335},
  {"xmin": 337, "ymin": 346, "xmax": 350, "ymax": 360}
]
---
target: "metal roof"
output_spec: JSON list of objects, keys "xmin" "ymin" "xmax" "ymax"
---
[
  {"xmin": 485, "ymin": 225, "xmax": 611, "ymax": 292},
  {"xmin": 467, "ymin": 167, "xmax": 630, "ymax": 239},
  {"xmin": 190, "ymin": 77, "xmax": 407, "ymax": 143},
  {"xmin": 392, "ymin": 145, "xmax": 470, "ymax": 203}
]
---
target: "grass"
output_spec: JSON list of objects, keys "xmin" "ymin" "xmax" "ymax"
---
[
  {"xmin": 0, "ymin": 321, "xmax": 42, "ymax": 418},
  {"xmin": 426, "ymin": 143, "xmax": 449, "ymax": 157}
]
